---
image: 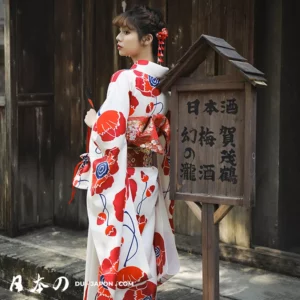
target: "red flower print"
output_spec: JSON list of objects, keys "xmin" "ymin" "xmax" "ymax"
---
[
  {"xmin": 105, "ymin": 225, "xmax": 117, "ymax": 236},
  {"xmin": 95, "ymin": 289, "xmax": 112, "ymax": 300},
  {"xmin": 146, "ymin": 185, "xmax": 155, "ymax": 197},
  {"xmin": 129, "ymin": 91, "xmax": 139, "ymax": 116},
  {"xmin": 127, "ymin": 168, "xmax": 137, "ymax": 201},
  {"xmin": 97, "ymin": 247, "xmax": 120, "ymax": 298},
  {"xmin": 113, "ymin": 188, "xmax": 126, "ymax": 222},
  {"xmin": 133, "ymin": 70, "xmax": 143, "ymax": 76},
  {"xmin": 127, "ymin": 167, "xmax": 135, "ymax": 177},
  {"xmin": 141, "ymin": 171, "xmax": 149, "ymax": 182},
  {"xmin": 134, "ymin": 70, "xmax": 161, "ymax": 97},
  {"xmin": 106, "ymin": 147, "xmax": 120, "ymax": 172},
  {"xmin": 91, "ymin": 147, "xmax": 120, "ymax": 196},
  {"xmin": 123, "ymin": 280, "xmax": 157, "ymax": 300},
  {"xmin": 162, "ymin": 155, "xmax": 170, "ymax": 175},
  {"xmin": 116, "ymin": 266, "xmax": 148, "ymax": 289},
  {"xmin": 97, "ymin": 212, "xmax": 107, "ymax": 226},
  {"xmin": 110, "ymin": 70, "xmax": 125, "ymax": 82},
  {"xmin": 153, "ymin": 232, "xmax": 166, "ymax": 275},
  {"xmin": 136, "ymin": 215, "xmax": 147, "ymax": 234},
  {"xmin": 130, "ymin": 60, "xmax": 149, "ymax": 70},
  {"xmin": 84, "ymin": 281, "xmax": 89, "ymax": 300},
  {"xmin": 129, "ymin": 178, "xmax": 137, "ymax": 201},
  {"xmin": 95, "ymin": 110, "xmax": 126, "ymax": 142},
  {"xmin": 146, "ymin": 102, "xmax": 154, "ymax": 113}
]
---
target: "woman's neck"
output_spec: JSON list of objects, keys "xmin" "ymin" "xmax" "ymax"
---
[{"xmin": 131, "ymin": 47, "xmax": 155, "ymax": 63}]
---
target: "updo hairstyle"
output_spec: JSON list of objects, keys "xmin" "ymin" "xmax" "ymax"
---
[{"xmin": 113, "ymin": 5, "xmax": 166, "ymax": 58}]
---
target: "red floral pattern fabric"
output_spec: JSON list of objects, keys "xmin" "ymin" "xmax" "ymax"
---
[
  {"xmin": 153, "ymin": 232, "xmax": 166, "ymax": 275},
  {"xmin": 129, "ymin": 91, "xmax": 139, "ymax": 116},
  {"xmin": 91, "ymin": 148, "xmax": 120, "ymax": 196},
  {"xmin": 123, "ymin": 281, "xmax": 157, "ymax": 300},
  {"xmin": 126, "ymin": 114, "xmax": 170, "ymax": 155},
  {"xmin": 134, "ymin": 70, "xmax": 161, "ymax": 98},
  {"xmin": 82, "ymin": 62, "xmax": 179, "ymax": 300},
  {"xmin": 93, "ymin": 110, "xmax": 126, "ymax": 142},
  {"xmin": 110, "ymin": 70, "xmax": 125, "ymax": 82}
]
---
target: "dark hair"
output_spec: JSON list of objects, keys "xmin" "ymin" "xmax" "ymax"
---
[{"xmin": 112, "ymin": 5, "xmax": 166, "ymax": 58}]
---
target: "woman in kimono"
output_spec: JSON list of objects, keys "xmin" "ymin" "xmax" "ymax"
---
[{"xmin": 81, "ymin": 5, "xmax": 180, "ymax": 300}]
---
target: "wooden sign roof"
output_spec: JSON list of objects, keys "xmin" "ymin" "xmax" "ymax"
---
[{"xmin": 158, "ymin": 34, "xmax": 267, "ymax": 91}]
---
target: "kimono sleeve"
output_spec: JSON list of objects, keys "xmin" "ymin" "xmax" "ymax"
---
[{"xmin": 90, "ymin": 70, "xmax": 130, "ymax": 196}]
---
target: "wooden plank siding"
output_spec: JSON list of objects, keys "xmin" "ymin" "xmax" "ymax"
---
[
  {"xmin": 1, "ymin": 0, "xmax": 254, "ymax": 247},
  {"xmin": 1, "ymin": 0, "xmax": 18, "ymax": 236},
  {"xmin": 0, "ymin": 105, "xmax": 5, "ymax": 231},
  {"xmin": 94, "ymin": 0, "xmax": 119, "ymax": 110},
  {"xmin": 0, "ymin": 0, "xmax": 5, "ymax": 231},
  {"xmin": 279, "ymin": 0, "xmax": 300, "ymax": 252},
  {"xmin": 53, "ymin": 0, "xmax": 85, "ymax": 228},
  {"xmin": 169, "ymin": 0, "xmax": 254, "ymax": 247},
  {"xmin": 15, "ymin": 0, "xmax": 54, "ymax": 232}
]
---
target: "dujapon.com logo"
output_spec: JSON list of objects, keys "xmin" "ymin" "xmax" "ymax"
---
[
  {"xmin": 9, "ymin": 273, "xmax": 134, "ymax": 295},
  {"xmin": 75, "ymin": 280, "xmax": 135, "ymax": 287}
]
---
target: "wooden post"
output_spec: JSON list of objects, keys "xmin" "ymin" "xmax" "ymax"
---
[
  {"xmin": 202, "ymin": 203, "xmax": 219, "ymax": 300},
  {"xmin": 4, "ymin": 0, "xmax": 18, "ymax": 236}
]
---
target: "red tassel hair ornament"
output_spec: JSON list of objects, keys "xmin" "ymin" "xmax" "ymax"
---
[{"xmin": 156, "ymin": 28, "xmax": 168, "ymax": 64}]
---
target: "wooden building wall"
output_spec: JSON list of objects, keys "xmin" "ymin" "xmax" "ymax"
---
[
  {"xmin": 0, "ymin": 0, "xmax": 14, "ymax": 235},
  {"xmin": 0, "ymin": 0, "xmax": 168, "ymax": 234},
  {"xmin": 253, "ymin": 0, "xmax": 300, "ymax": 252},
  {"xmin": 280, "ymin": 0, "xmax": 300, "ymax": 253},
  {"xmin": 0, "ymin": 0, "xmax": 4, "ymax": 231},
  {"xmin": 54, "ymin": 0, "xmax": 84, "ymax": 228},
  {"xmin": 1, "ymin": 0, "xmax": 55, "ymax": 235},
  {"xmin": 53, "ymin": 0, "xmax": 167, "ymax": 230},
  {"xmin": 252, "ymin": 0, "xmax": 282, "ymax": 250},
  {"xmin": 1, "ymin": 0, "xmax": 254, "ymax": 248},
  {"xmin": 169, "ymin": 0, "xmax": 254, "ymax": 248}
]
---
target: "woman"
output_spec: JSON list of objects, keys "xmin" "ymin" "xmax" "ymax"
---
[{"xmin": 82, "ymin": 5, "xmax": 180, "ymax": 300}]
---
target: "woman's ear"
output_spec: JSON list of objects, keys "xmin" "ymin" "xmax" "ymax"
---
[{"xmin": 142, "ymin": 34, "xmax": 153, "ymax": 46}]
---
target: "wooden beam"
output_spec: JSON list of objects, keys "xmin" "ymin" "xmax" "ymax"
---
[
  {"xmin": 174, "ymin": 192, "xmax": 243, "ymax": 206},
  {"xmin": 214, "ymin": 205, "xmax": 233, "ymax": 224},
  {"xmin": 4, "ymin": 0, "xmax": 18, "ymax": 236},
  {"xmin": 185, "ymin": 201, "xmax": 202, "ymax": 222},
  {"xmin": 202, "ymin": 203, "xmax": 219, "ymax": 300}
]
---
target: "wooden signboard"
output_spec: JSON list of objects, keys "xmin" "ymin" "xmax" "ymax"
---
[
  {"xmin": 171, "ymin": 79, "xmax": 255, "ymax": 207},
  {"xmin": 158, "ymin": 35, "xmax": 267, "ymax": 300}
]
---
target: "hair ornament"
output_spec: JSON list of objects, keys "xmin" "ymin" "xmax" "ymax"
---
[{"xmin": 156, "ymin": 28, "xmax": 168, "ymax": 64}]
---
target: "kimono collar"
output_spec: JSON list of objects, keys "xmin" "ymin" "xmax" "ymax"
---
[{"xmin": 130, "ymin": 60, "xmax": 169, "ymax": 79}]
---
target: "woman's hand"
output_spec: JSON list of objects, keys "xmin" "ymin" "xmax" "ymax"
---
[{"xmin": 84, "ymin": 108, "xmax": 97, "ymax": 128}]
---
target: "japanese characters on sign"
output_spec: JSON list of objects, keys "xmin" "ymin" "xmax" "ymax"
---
[{"xmin": 177, "ymin": 90, "xmax": 244, "ymax": 199}]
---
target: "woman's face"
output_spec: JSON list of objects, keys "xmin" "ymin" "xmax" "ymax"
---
[{"xmin": 116, "ymin": 26, "xmax": 143, "ymax": 57}]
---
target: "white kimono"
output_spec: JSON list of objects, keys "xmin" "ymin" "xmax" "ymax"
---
[{"xmin": 79, "ymin": 60, "xmax": 179, "ymax": 300}]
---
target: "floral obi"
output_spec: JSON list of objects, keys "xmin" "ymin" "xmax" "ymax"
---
[{"xmin": 126, "ymin": 114, "xmax": 171, "ymax": 168}]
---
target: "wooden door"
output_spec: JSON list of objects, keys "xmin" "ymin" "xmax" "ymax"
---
[
  {"xmin": 1, "ymin": 0, "xmax": 54, "ymax": 236},
  {"xmin": 0, "ymin": 0, "xmax": 6, "ymax": 233}
]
